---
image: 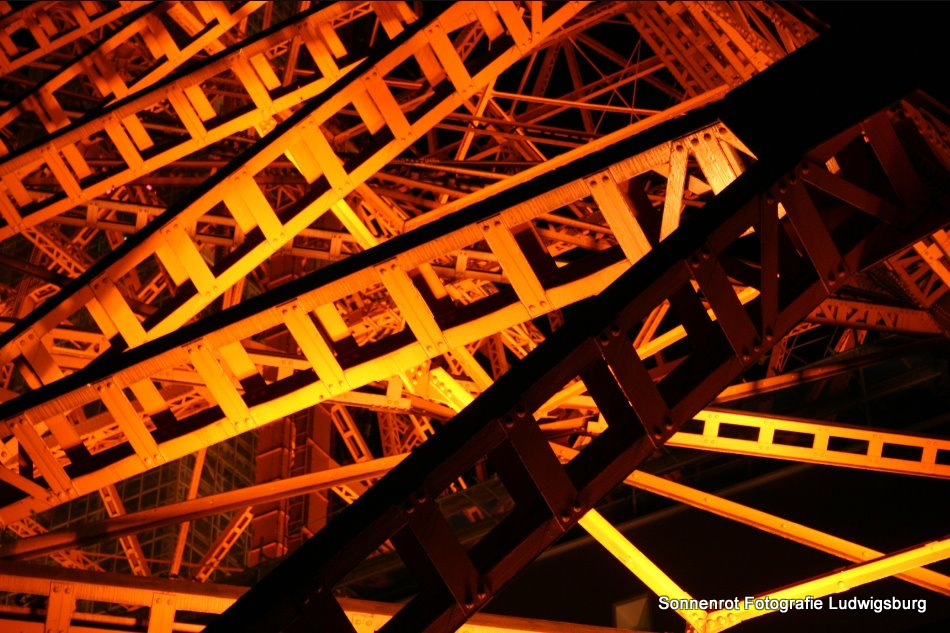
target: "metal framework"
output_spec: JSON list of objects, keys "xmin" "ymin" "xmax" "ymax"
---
[{"xmin": 0, "ymin": 2, "xmax": 947, "ymax": 633}]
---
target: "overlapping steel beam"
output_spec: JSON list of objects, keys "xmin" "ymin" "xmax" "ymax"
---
[
  {"xmin": 0, "ymin": 1, "xmax": 822, "ymax": 474},
  {"xmin": 703, "ymin": 537, "xmax": 950, "ymax": 632},
  {"xmin": 0, "ymin": 2, "xmax": 264, "ymax": 138},
  {"xmin": 0, "ymin": 562, "xmax": 634, "ymax": 633},
  {"xmin": 618, "ymin": 466, "xmax": 950, "ymax": 596},
  {"xmin": 0, "ymin": 2, "xmax": 945, "ymax": 628},
  {"xmin": 0, "ymin": 0, "xmax": 817, "ymax": 390},
  {"xmin": 0, "ymin": 2, "xmax": 377, "ymax": 234},
  {"xmin": 0, "ymin": 454, "xmax": 406, "ymax": 560},
  {"xmin": 197, "ymin": 13, "xmax": 950, "ymax": 630},
  {"xmin": 6, "ymin": 405, "xmax": 948, "ymax": 563},
  {"xmin": 0, "ymin": 2, "xmax": 584, "ymax": 366},
  {"xmin": 0, "ymin": 0, "xmax": 942, "ymax": 539},
  {"xmin": 0, "ymin": 2, "xmax": 141, "ymax": 76},
  {"xmin": 579, "ymin": 507, "xmax": 950, "ymax": 633},
  {"xmin": 0, "ymin": 104, "xmax": 749, "ymax": 523}
]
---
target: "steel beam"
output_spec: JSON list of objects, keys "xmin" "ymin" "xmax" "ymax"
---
[
  {"xmin": 620, "ymin": 467, "xmax": 950, "ymax": 596},
  {"xmin": 667, "ymin": 409, "xmax": 950, "ymax": 478},
  {"xmin": 703, "ymin": 537, "xmax": 950, "ymax": 632},
  {"xmin": 805, "ymin": 297, "xmax": 941, "ymax": 333},
  {"xmin": 0, "ymin": 562, "xmax": 633, "ymax": 633},
  {"xmin": 197, "ymin": 15, "xmax": 950, "ymax": 629},
  {"xmin": 0, "ymin": 111, "xmax": 740, "ymax": 523}
]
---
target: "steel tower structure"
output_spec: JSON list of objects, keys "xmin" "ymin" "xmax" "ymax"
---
[{"xmin": 0, "ymin": 2, "xmax": 947, "ymax": 632}]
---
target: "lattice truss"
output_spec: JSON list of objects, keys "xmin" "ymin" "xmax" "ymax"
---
[{"xmin": 0, "ymin": 2, "xmax": 946, "ymax": 632}]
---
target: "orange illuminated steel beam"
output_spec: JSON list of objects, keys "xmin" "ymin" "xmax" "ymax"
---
[
  {"xmin": 804, "ymin": 297, "xmax": 941, "ymax": 333},
  {"xmin": 578, "ymin": 509, "xmax": 706, "ymax": 631},
  {"xmin": 0, "ymin": 1, "xmax": 264, "ymax": 281},
  {"xmin": 5, "ymin": 518, "xmax": 103, "ymax": 573},
  {"xmin": 576, "ymin": 452, "xmax": 950, "ymax": 597},
  {"xmin": 0, "ymin": 110, "xmax": 746, "ymax": 523},
  {"xmin": 0, "ymin": 2, "xmax": 141, "ymax": 76},
  {"xmin": 577, "ymin": 497, "xmax": 950, "ymax": 633},
  {"xmin": 192, "ymin": 507, "xmax": 254, "ymax": 583},
  {"xmin": 0, "ymin": 98, "xmax": 940, "ymax": 528},
  {"xmin": 0, "ymin": 4, "xmax": 593, "ymax": 479},
  {"xmin": 714, "ymin": 336, "xmax": 947, "ymax": 403},
  {"xmin": 0, "ymin": 0, "xmax": 376, "ymax": 240},
  {"xmin": 0, "ymin": 2, "xmax": 264, "ymax": 141},
  {"xmin": 0, "ymin": 0, "xmax": 584, "ymax": 369},
  {"xmin": 570, "ymin": 443, "xmax": 950, "ymax": 599},
  {"xmin": 619, "ymin": 467, "xmax": 950, "ymax": 597},
  {"xmin": 667, "ymin": 409, "xmax": 950, "ymax": 478},
  {"xmin": 0, "ymin": 562, "xmax": 634, "ymax": 633},
  {"xmin": 98, "ymin": 484, "xmax": 150, "ymax": 577},
  {"xmin": 0, "ymin": 454, "xmax": 408, "ymax": 561},
  {"xmin": 2, "ymin": 88, "xmax": 733, "ymax": 379},
  {"xmin": 8, "ymin": 432, "xmax": 950, "ymax": 604},
  {"xmin": 0, "ymin": 0, "xmax": 565, "ymax": 473},
  {"xmin": 703, "ymin": 537, "xmax": 950, "ymax": 632}
]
